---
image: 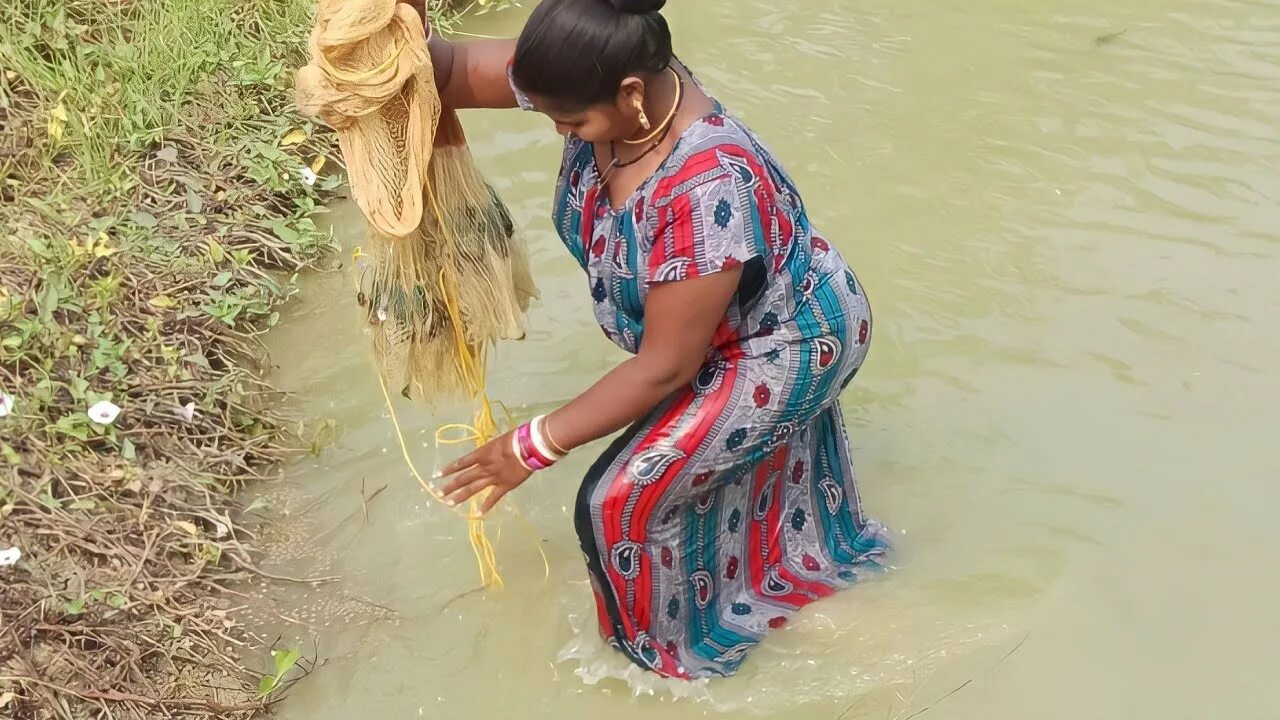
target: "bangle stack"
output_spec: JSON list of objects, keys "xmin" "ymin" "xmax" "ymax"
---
[{"xmin": 511, "ymin": 415, "xmax": 569, "ymax": 472}]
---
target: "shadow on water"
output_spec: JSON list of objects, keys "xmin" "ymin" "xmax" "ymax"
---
[{"xmin": 255, "ymin": 1, "xmax": 1280, "ymax": 717}]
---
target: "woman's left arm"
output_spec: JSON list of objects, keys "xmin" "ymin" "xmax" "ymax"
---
[{"xmin": 440, "ymin": 269, "xmax": 742, "ymax": 512}]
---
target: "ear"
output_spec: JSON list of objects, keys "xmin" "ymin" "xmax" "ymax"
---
[{"xmin": 616, "ymin": 76, "xmax": 647, "ymax": 111}]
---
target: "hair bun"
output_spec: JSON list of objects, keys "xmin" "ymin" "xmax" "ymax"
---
[{"xmin": 608, "ymin": 0, "xmax": 666, "ymax": 14}]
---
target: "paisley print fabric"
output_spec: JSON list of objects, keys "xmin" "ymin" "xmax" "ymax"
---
[{"xmin": 536, "ymin": 81, "xmax": 889, "ymax": 678}]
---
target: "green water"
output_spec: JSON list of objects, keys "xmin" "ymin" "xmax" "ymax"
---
[{"xmin": 260, "ymin": 1, "xmax": 1280, "ymax": 717}]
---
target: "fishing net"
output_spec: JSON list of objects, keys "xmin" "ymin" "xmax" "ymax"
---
[
  {"xmin": 295, "ymin": 0, "xmax": 536, "ymax": 403},
  {"xmin": 295, "ymin": 0, "xmax": 543, "ymax": 588}
]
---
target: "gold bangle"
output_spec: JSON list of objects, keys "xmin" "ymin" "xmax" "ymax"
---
[{"xmin": 540, "ymin": 415, "xmax": 570, "ymax": 457}]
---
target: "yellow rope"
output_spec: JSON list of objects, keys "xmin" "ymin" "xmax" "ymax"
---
[{"xmin": 373, "ymin": 372, "xmax": 501, "ymax": 586}]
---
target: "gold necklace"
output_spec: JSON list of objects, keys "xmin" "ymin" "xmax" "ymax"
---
[
  {"xmin": 596, "ymin": 77, "xmax": 686, "ymax": 191},
  {"xmin": 621, "ymin": 67, "xmax": 683, "ymax": 146}
]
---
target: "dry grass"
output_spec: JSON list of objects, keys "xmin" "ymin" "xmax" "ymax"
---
[{"xmin": 0, "ymin": 0, "xmax": 514, "ymax": 717}]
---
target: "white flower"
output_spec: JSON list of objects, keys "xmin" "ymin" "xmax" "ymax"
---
[
  {"xmin": 0, "ymin": 392, "xmax": 13, "ymax": 418},
  {"xmin": 0, "ymin": 547, "xmax": 20, "ymax": 567},
  {"xmin": 175, "ymin": 402, "xmax": 196, "ymax": 423},
  {"xmin": 299, "ymin": 167, "xmax": 318, "ymax": 186},
  {"xmin": 88, "ymin": 400, "xmax": 121, "ymax": 426}
]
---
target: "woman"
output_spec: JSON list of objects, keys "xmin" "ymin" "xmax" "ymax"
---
[{"xmin": 435, "ymin": 0, "xmax": 889, "ymax": 679}]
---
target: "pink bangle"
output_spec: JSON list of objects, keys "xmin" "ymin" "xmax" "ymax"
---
[
  {"xmin": 516, "ymin": 423, "xmax": 556, "ymax": 471},
  {"xmin": 510, "ymin": 432, "xmax": 533, "ymax": 472}
]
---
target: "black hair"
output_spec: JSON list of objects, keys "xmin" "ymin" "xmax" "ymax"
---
[{"xmin": 511, "ymin": 0, "xmax": 673, "ymax": 110}]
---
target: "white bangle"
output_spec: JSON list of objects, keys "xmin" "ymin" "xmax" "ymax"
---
[{"xmin": 530, "ymin": 415, "xmax": 563, "ymax": 461}]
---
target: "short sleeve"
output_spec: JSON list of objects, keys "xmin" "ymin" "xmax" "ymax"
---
[
  {"xmin": 647, "ymin": 152, "xmax": 763, "ymax": 284},
  {"xmin": 506, "ymin": 60, "xmax": 535, "ymax": 111}
]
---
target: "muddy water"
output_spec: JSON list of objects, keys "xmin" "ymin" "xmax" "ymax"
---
[{"xmin": 261, "ymin": 1, "xmax": 1280, "ymax": 717}]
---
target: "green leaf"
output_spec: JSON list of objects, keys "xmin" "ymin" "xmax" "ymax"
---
[
  {"xmin": 38, "ymin": 493, "xmax": 62, "ymax": 510},
  {"xmin": 207, "ymin": 238, "xmax": 225, "ymax": 263},
  {"xmin": 107, "ymin": 593, "xmax": 128, "ymax": 609},
  {"xmin": 202, "ymin": 543, "xmax": 223, "ymax": 563},
  {"xmin": 68, "ymin": 498, "xmax": 98, "ymax": 510},
  {"xmin": 63, "ymin": 597, "xmax": 86, "ymax": 615},
  {"xmin": 257, "ymin": 675, "xmax": 278, "ymax": 696},
  {"xmin": 121, "ymin": 438, "xmax": 136, "ymax": 461},
  {"xmin": 186, "ymin": 187, "xmax": 204, "ymax": 214},
  {"xmin": 54, "ymin": 414, "xmax": 90, "ymax": 441},
  {"xmin": 1, "ymin": 444, "xmax": 20, "ymax": 466},
  {"xmin": 272, "ymin": 648, "xmax": 301, "ymax": 677},
  {"xmin": 131, "ymin": 210, "xmax": 158, "ymax": 229},
  {"xmin": 37, "ymin": 279, "xmax": 61, "ymax": 321},
  {"xmin": 212, "ymin": 271, "xmax": 232, "ymax": 287},
  {"xmin": 268, "ymin": 219, "xmax": 299, "ymax": 244}
]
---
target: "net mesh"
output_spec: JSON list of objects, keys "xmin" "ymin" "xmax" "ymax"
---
[{"xmin": 296, "ymin": 0, "xmax": 536, "ymax": 402}]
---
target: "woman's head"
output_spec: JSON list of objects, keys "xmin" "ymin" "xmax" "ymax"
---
[{"xmin": 511, "ymin": 0, "xmax": 673, "ymax": 142}]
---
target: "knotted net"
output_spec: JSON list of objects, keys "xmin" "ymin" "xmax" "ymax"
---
[{"xmin": 295, "ymin": 0, "xmax": 536, "ymax": 403}]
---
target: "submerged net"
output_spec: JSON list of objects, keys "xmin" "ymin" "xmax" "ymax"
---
[{"xmin": 295, "ymin": 0, "xmax": 536, "ymax": 402}]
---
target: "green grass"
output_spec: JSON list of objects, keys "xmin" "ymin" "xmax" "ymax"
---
[
  {"xmin": 0, "ymin": 0, "xmax": 505, "ymax": 197},
  {"xmin": 2, "ymin": 0, "xmax": 319, "ymax": 197},
  {"xmin": 0, "ymin": 0, "xmax": 517, "ymax": 716}
]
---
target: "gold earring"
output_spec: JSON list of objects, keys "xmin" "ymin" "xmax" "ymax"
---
[{"xmin": 635, "ymin": 100, "xmax": 650, "ymax": 130}]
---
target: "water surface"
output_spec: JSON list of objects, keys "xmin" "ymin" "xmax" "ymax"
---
[{"xmin": 262, "ymin": 1, "xmax": 1280, "ymax": 717}]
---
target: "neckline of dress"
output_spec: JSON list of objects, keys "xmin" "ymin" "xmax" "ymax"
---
[
  {"xmin": 587, "ymin": 60, "xmax": 727, "ymax": 216},
  {"xmin": 592, "ymin": 105, "xmax": 725, "ymax": 216}
]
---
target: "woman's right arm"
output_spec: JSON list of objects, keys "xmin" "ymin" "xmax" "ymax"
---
[{"xmin": 428, "ymin": 30, "xmax": 519, "ymax": 110}]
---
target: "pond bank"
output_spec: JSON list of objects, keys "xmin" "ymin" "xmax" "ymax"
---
[{"xmin": 0, "ymin": 1, "xmax": 500, "ymax": 717}]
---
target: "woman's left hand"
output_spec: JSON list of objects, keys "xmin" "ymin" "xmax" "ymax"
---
[{"xmin": 438, "ymin": 432, "xmax": 533, "ymax": 514}]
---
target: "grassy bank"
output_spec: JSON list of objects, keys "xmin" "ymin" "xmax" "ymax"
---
[{"xmin": 0, "ymin": 0, "xmax": 507, "ymax": 717}]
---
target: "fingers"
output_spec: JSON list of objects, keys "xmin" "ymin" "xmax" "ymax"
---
[
  {"xmin": 439, "ymin": 450, "xmax": 480, "ymax": 479},
  {"xmin": 479, "ymin": 487, "xmax": 510, "ymax": 516},
  {"xmin": 446, "ymin": 477, "xmax": 494, "ymax": 507},
  {"xmin": 435, "ymin": 433, "xmax": 524, "ymax": 510},
  {"xmin": 441, "ymin": 464, "xmax": 485, "ymax": 497}
]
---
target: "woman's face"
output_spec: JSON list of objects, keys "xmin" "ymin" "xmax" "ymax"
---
[
  {"xmin": 527, "ymin": 80, "xmax": 645, "ymax": 144},
  {"xmin": 529, "ymin": 97, "xmax": 634, "ymax": 144}
]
